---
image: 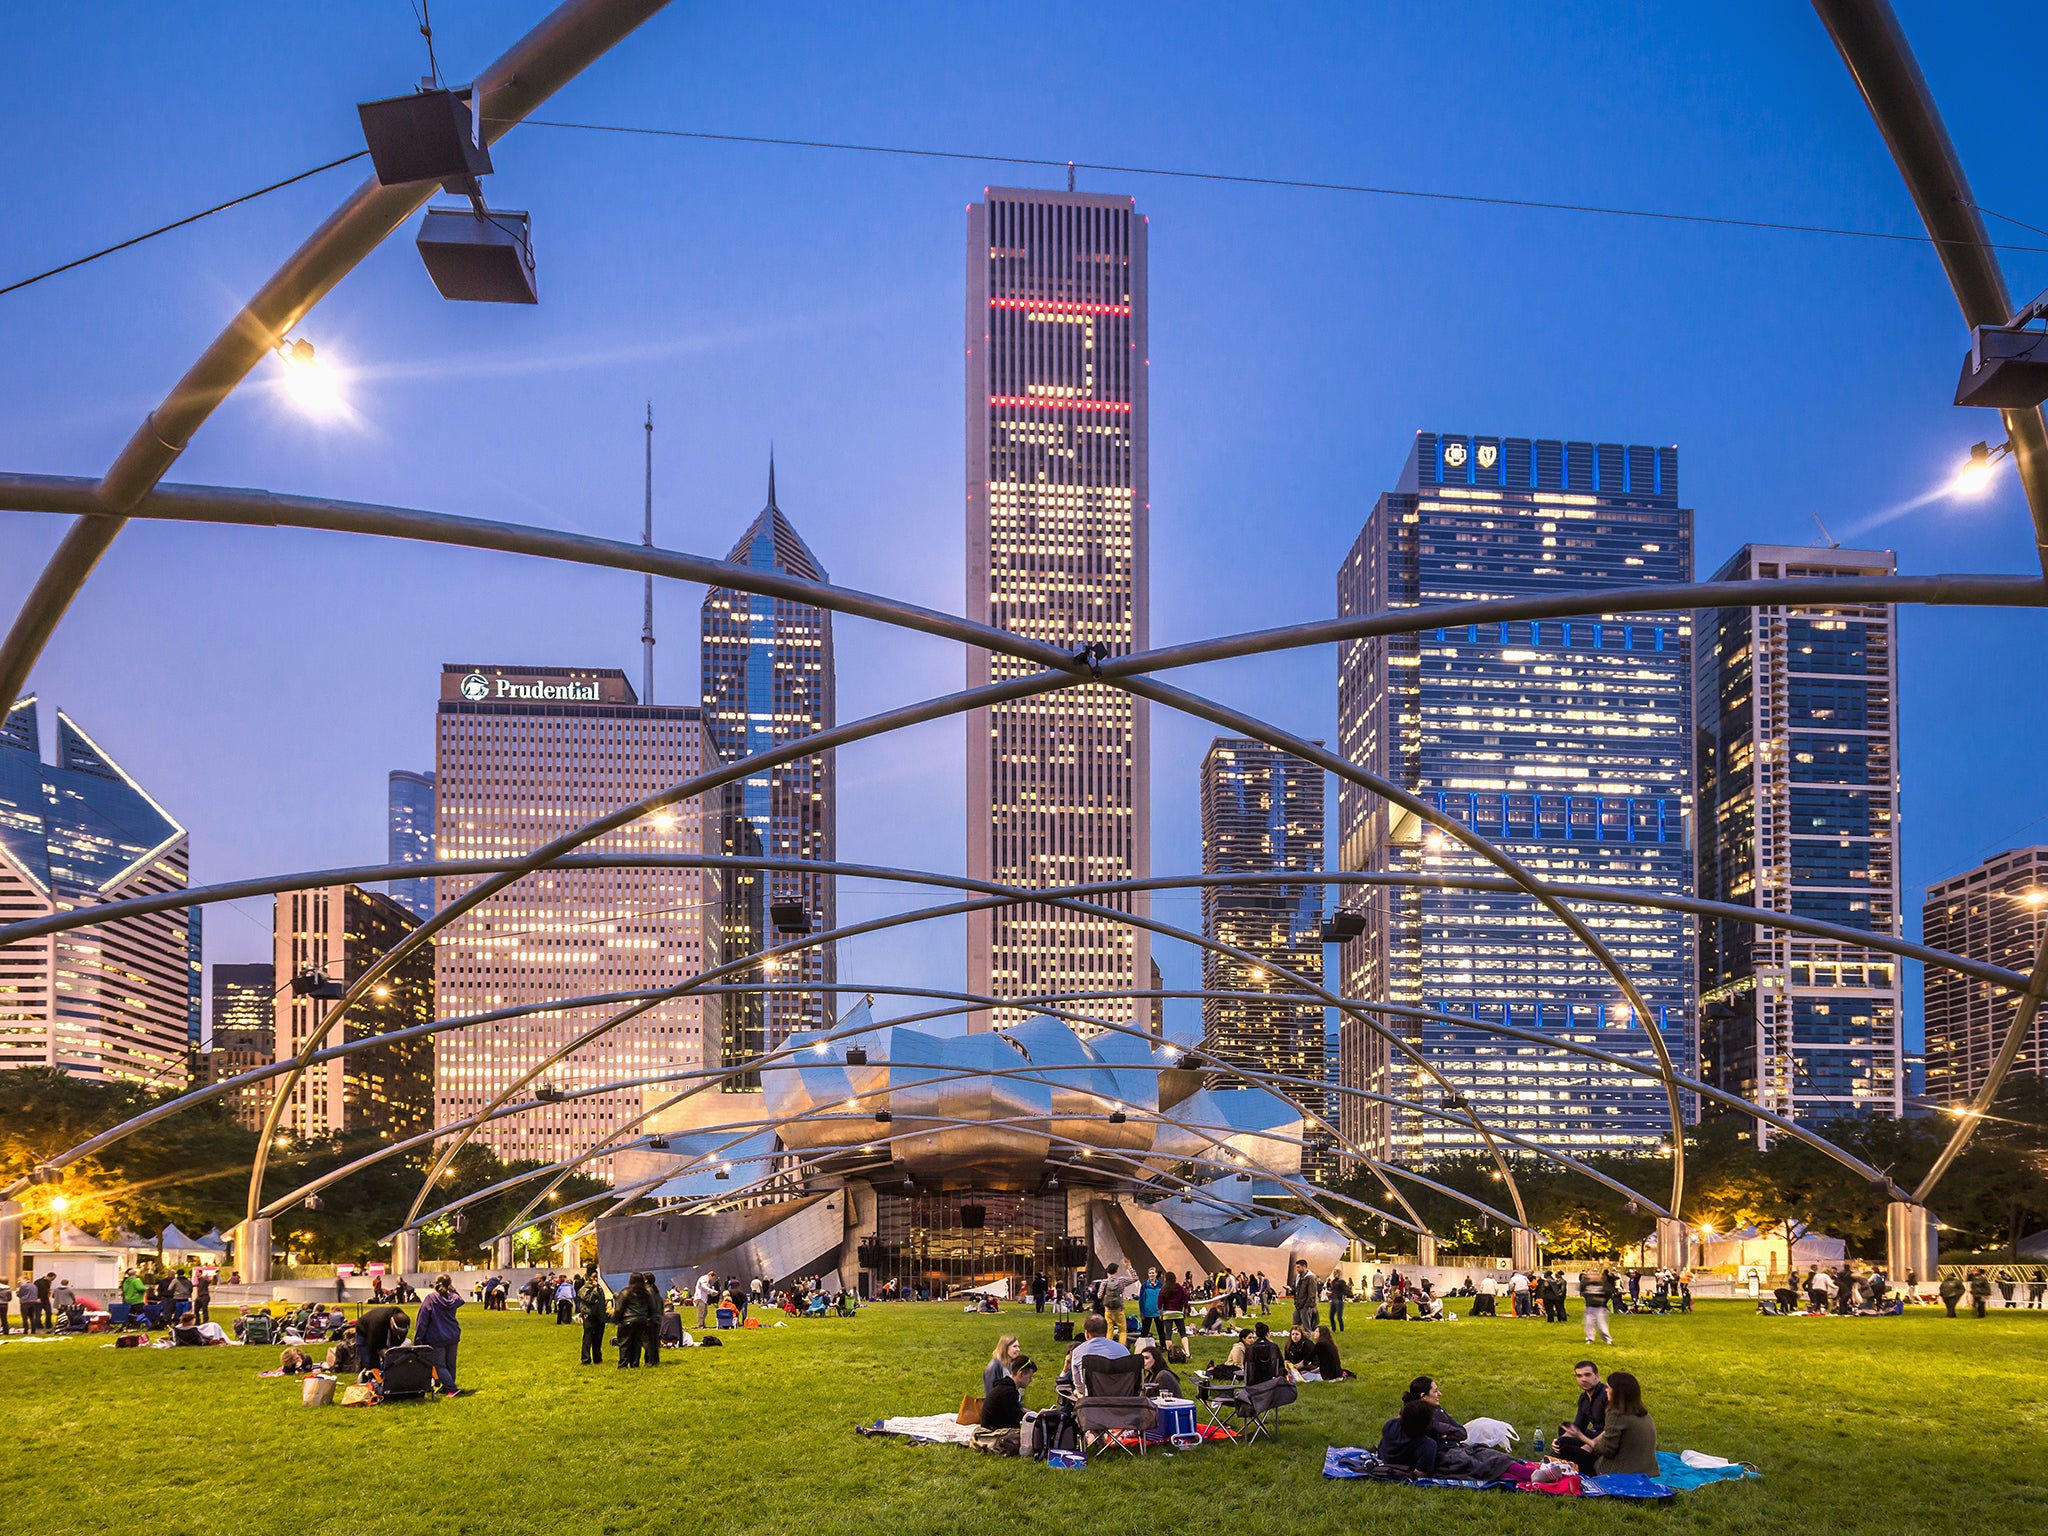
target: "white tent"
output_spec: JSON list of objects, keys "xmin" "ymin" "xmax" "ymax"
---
[
  {"xmin": 958, "ymin": 1277, "xmax": 1011, "ymax": 1299},
  {"xmin": 1700, "ymin": 1224, "xmax": 1846, "ymax": 1272}
]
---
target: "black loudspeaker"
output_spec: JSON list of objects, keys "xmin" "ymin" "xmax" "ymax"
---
[{"xmin": 959, "ymin": 1204, "xmax": 987, "ymax": 1230}]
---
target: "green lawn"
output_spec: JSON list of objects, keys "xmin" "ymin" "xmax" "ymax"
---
[{"xmin": 2, "ymin": 1299, "xmax": 2042, "ymax": 1535}]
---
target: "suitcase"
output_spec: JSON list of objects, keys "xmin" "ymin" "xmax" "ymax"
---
[
  {"xmin": 377, "ymin": 1341, "xmax": 438, "ymax": 1399},
  {"xmin": 1052, "ymin": 1319, "xmax": 1074, "ymax": 1342}
]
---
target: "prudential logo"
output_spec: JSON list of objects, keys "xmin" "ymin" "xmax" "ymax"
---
[{"xmin": 460, "ymin": 671, "xmax": 492, "ymax": 702}]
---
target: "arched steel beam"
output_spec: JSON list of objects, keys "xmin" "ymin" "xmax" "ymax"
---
[
  {"xmin": 1812, "ymin": 0, "xmax": 2048, "ymax": 569},
  {"xmin": 1911, "ymin": 932, "xmax": 2048, "ymax": 1201},
  {"xmin": 398, "ymin": 874, "xmax": 1512, "ymax": 1234},
  {"xmin": 491, "ymin": 1054, "xmax": 1438, "ymax": 1243},
  {"xmin": 7, "ymin": 858, "xmax": 2022, "ymax": 994},
  {"xmin": 0, "ymin": 0, "xmax": 674, "ymax": 709},
  {"xmin": 237, "ymin": 972, "xmax": 1663, "ymax": 1234},
  {"xmin": 409, "ymin": 1105, "xmax": 1399, "ymax": 1247},
  {"xmin": 243, "ymin": 667, "xmax": 1082, "ymax": 1227},
  {"xmin": 3, "ymin": 473, "xmax": 2040, "ymax": 666},
  {"xmin": 1114, "ymin": 670, "xmax": 1690, "ymax": 1213}
]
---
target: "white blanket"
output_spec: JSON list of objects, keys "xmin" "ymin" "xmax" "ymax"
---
[{"xmin": 877, "ymin": 1413, "xmax": 978, "ymax": 1445}]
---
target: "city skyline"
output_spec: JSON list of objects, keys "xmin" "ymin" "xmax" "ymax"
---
[{"xmin": 4, "ymin": 5, "xmax": 2046, "ymax": 1078}]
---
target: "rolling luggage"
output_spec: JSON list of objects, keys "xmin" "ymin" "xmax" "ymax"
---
[
  {"xmin": 1052, "ymin": 1319, "xmax": 1074, "ymax": 1342},
  {"xmin": 377, "ymin": 1341, "xmax": 438, "ymax": 1400}
]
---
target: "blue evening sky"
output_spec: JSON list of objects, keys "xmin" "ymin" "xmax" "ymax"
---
[{"xmin": 3, "ymin": 2, "xmax": 2044, "ymax": 1049}]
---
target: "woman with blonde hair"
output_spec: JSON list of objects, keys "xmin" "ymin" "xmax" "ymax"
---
[{"xmin": 982, "ymin": 1333, "xmax": 1022, "ymax": 1394}]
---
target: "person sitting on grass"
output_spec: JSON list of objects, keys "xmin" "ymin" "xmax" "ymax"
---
[
  {"xmin": 1055, "ymin": 1311, "xmax": 1128, "ymax": 1399},
  {"xmin": 1282, "ymin": 1325, "xmax": 1316, "ymax": 1372},
  {"xmin": 1134, "ymin": 1337, "xmax": 1181, "ymax": 1398},
  {"xmin": 1377, "ymin": 1396, "xmax": 1446, "ymax": 1475},
  {"xmin": 170, "ymin": 1310, "xmax": 229, "ymax": 1346},
  {"xmin": 1311, "ymin": 1325, "xmax": 1348, "ymax": 1381},
  {"xmin": 1552, "ymin": 1359, "xmax": 1608, "ymax": 1473},
  {"xmin": 971, "ymin": 1355, "xmax": 1037, "ymax": 1456},
  {"xmin": 1585, "ymin": 1370, "xmax": 1658, "ymax": 1475},
  {"xmin": 984, "ymin": 1333, "xmax": 1022, "ymax": 1395},
  {"xmin": 1374, "ymin": 1293, "xmax": 1410, "ymax": 1321},
  {"xmin": 1240, "ymin": 1322, "xmax": 1284, "ymax": 1384}
]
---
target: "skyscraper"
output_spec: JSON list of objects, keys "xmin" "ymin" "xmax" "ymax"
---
[
  {"xmin": 1199, "ymin": 737, "xmax": 1328, "ymax": 1137},
  {"xmin": 1697, "ymin": 545, "xmax": 1904, "ymax": 1130},
  {"xmin": 1922, "ymin": 847, "xmax": 2048, "ymax": 1106},
  {"xmin": 387, "ymin": 768, "xmax": 436, "ymax": 920},
  {"xmin": 201, "ymin": 960, "xmax": 274, "ymax": 1129},
  {"xmin": 0, "ymin": 695, "xmax": 192, "ymax": 1085},
  {"xmin": 272, "ymin": 884, "xmax": 433, "ymax": 1141},
  {"xmin": 965, "ymin": 186, "xmax": 1150, "ymax": 1031},
  {"xmin": 433, "ymin": 664, "xmax": 721, "ymax": 1170},
  {"xmin": 700, "ymin": 463, "xmax": 836, "ymax": 1073},
  {"xmin": 1335, "ymin": 432, "xmax": 1696, "ymax": 1158}
]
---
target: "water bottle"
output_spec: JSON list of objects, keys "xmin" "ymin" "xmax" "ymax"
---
[{"xmin": 1534, "ymin": 1429, "xmax": 1547, "ymax": 1457}]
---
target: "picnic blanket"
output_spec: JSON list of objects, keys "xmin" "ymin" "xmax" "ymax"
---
[
  {"xmin": 862, "ymin": 1414, "xmax": 978, "ymax": 1445},
  {"xmin": 1323, "ymin": 1445, "xmax": 1759, "ymax": 1499}
]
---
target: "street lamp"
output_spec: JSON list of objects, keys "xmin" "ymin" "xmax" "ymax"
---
[
  {"xmin": 1946, "ymin": 440, "xmax": 2011, "ymax": 498},
  {"xmin": 275, "ymin": 337, "xmax": 343, "ymax": 418}
]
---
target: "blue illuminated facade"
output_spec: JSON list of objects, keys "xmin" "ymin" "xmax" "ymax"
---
[
  {"xmin": 385, "ymin": 768, "xmax": 436, "ymax": 920},
  {"xmin": 1335, "ymin": 432, "xmax": 1696, "ymax": 1158},
  {"xmin": 701, "ymin": 462, "xmax": 836, "ymax": 1071}
]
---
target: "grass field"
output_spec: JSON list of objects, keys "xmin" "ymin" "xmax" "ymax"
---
[{"xmin": 2, "ymin": 1298, "xmax": 2043, "ymax": 1535}]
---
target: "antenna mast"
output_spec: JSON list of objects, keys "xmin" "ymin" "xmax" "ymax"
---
[{"xmin": 642, "ymin": 402, "xmax": 655, "ymax": 703}]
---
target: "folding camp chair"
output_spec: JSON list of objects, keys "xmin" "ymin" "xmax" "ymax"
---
[
  {"xmin": 1076, "ymin": 1354, "xmax": 1157, "ymax": 1458},
  {"xmin": 1215, "ymin": 1373, "xmax": 1296, "ymax": 1447}
]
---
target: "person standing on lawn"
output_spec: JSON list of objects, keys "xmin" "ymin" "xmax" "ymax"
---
[
  {"xmin": 415, "ymin": 1273, "xmax": 466, "ymax": 1394},
  {"xmin": 1938, "ymin": 1271, "xmax": 1964, "ymax": 1316},
  {"xmin": 577, "ymin": 1269, "xmax": 609, "ymax": 1364},
  {"xmin": 1580, "ymin": 1265, "xmax": 1614, "ymax": 1344},
  {"xmin": 1100, "ymin": 1263, "xmax": 1131, "ymax": 1344},
  {"xmin": 692, "ymin": 1269, "xmax": 717, "ymax": 1329},
  {"xmin": 1290, "ymin": 1258, "xmax": 1320, "ymax": 1331},
  {"xmin": 1137, "ymin": 1268, "xmax": 1162, "ymax": 1340},
  {"xmin": 1968, "ymin": 1268, "xmax": 1993, "ymax": 1318},
  {"xmin": 1327, "ymin": 1268, "xmax": 1351, "ymax": 1331},
  {"xmin": 0, "ymin": 1276, "xmax": 12, "ymax": 1335}
]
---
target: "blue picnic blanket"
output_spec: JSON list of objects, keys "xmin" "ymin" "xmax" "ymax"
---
[{"xmin": 1323, "ymin": 1446, "xmax": 1758, "ymax": 1499}]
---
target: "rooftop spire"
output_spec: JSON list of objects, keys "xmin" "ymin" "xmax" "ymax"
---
[{"xmin": 766, "ymin": 445, "xmax": 778, "ymax": 511}]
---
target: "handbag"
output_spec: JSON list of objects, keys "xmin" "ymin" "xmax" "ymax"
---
[{"xmin": 957, "ymin": 1394, "xmax": 983, "ymax": 1425}]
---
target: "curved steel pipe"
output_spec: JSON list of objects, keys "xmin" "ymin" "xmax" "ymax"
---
[
  {"xmin": 0, "ymin": 0, "xmax": 675, "ymax": 709},
  {"xmin": 1812, "ymin": 0, "xmax": 2048, "ymax": 570}
]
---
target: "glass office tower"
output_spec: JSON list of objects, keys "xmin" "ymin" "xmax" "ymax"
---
[
  {"xmin": 1696, "ymin": 545, "xmax": 1904, "ymax": 1132},
  {"xmin": 700, "ymin": 464, "xmax": 837, "ymax": 1073},
  {"xmin": 386, "ymin": 768, "xmax": 436, "ymax": 920},
  {"xmin": 1922, "ymin": 847, "xmax": 2047, "ymax": 1106},
  {"xmin": 1199, "ymin": 738, "xmax": 1328, "ymax": 1144},
  {"xmin": 965, "ymin": 187, "xmax": 1150, "ymax": 1032},
  {"xmin": 1335, "ymin": 433, "xmax": 1696, "ymax": 1158},
  {"xmin": 0, "ymin": 695, "xmax": 193, "ymax": 1085}
]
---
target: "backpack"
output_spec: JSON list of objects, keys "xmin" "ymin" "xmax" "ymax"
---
[
  {"xmin": 1051, "ymin": 1319, "xmax": 1074, "ymax": 1343},
  {"xmin": 1028, "ymin": 1406, "xmax": 1079, "ymax": 1460},
  {"xmin": 1165, "ymin": 1337, "xmax": 1190, "ymax": 1364},
  {"xmin": 326, "ymin": 1340, "xmax": 359, "ymax": 1375},
  {"xmin": 243, "ymin": 1314, "xmax": 275, "ymax": 1346}
]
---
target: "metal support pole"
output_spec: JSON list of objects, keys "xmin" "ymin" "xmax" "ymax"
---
[
  {"xmin": 393, "ymin": 1228, "xmax": 420, "ymax": 1280},
  {"xmin": 1654, "ymin": 1216, "xmax": 1692, "ymax": 1269},
  {"xmin": 1414, "ymin": 1233, "xmax": 1438, "ymax": 1267},
  {"xmin": 495, "ymin": 1235, "xmax": 515, "ymax": 1269},
  {"xmin": 234, "ymin": 1218, "xmax": 272, "ymax": 1283},
  {"xmin": 1886, "ymin": 1201, "xmax": 1939, "ymax": 1287},
  {"xmin": 0, "ymin": 1200, "xmax": 21, "ymax": 1281},
  {"xmin": 1510, "ymin": 1226, "xmax": 1541, "ymax": 1272}
]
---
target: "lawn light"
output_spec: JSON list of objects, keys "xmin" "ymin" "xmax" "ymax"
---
[{"xmin": 1948, "ymin": 440, "xmax": 2012, "ymax": 498}]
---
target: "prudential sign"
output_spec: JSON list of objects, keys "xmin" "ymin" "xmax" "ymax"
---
[{"xmin": 459, "ymin": 671, "xmax": 600, "ymax": 703}]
